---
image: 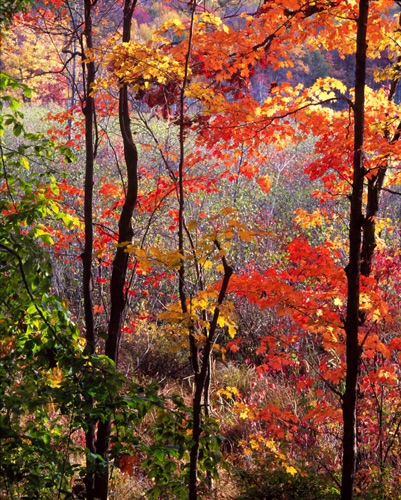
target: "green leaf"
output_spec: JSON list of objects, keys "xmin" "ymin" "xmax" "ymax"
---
[
  {"xmin": 13, "ymin": 123, "xmax": 23, "ymax": 137},
  {"xmin": 23, "ymin": 87, "xmax": 33, "ymax": 99},
  {"xmin": 9, "ymin": 97, "xmax": 21, "ymax": 112}
]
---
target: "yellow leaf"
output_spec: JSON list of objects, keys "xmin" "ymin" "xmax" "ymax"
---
[
  {"xmin": 228, "ymin": 325, "xmax": 236, "ymax": 338},
  {"xmin": 48, "ymin": 367, "xmax": 63, "ymax": 388},
  {"xmin": 226, "ymin": 386, "xmax": 239, "ymax": 396},
  {"xmin": 217, "ymin": 316, "xmax": 225, "ymax": 327},
  {"xmin": 286, "ymin": 466, "xmax": 297, "ymax": 476},
  {"xmin": 216, "ymin": 264, "xmax": 224, "ymax": 273}
]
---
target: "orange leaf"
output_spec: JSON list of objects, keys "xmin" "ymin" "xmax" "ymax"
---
[{"xmin": 256, "ymin": 175, "xmax": 272, "ymax": 193}]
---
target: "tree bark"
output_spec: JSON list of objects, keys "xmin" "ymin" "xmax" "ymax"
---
[
  {"xmin": 189, "ymin": 252, "xmax": 232, "ymax": 500},
  {"xmin": 341, "ymin": 1, "xmax": 369, "ymax": 498},
  {"xmin": 82, "ymin": 1, "xmax": 97, "ymax": 497},
  {"xmin": 82, "ymin": 0, "xmax": 96, "ymax": 357},
  {"xmin": 92, "ymin": 2, "xmax": 138, "ymax": 498}
]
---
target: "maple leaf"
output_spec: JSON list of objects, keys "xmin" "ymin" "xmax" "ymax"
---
[
  {"xmin": 256, "ymin": 175, "xmax": 272, "ymax": 193},
  {"xmin": 286, "ymin": 466, "xmax": 297, "ymax": 476}
]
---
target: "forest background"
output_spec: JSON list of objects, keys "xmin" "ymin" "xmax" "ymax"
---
[{"xmin": 2, "ymin": 0, "xmax": 401, "ymax": 499}]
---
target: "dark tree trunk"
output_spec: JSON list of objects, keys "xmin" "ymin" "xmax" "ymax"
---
[
  {"xmin": 104, "ymin": 0, "xmax": 138, "ymax": 367},
  {"xmin": 82, "ymin": 1, "xmax": 96, "ymax": 497},
  {"xmin": 92, "ymin": 2, "xmax": 138, "ymax": 499},
  {"xmin": 341, "ymin": 1, "xmax": 369, "ymax": 499},
  {"xmin": 189, "ymin": 244, "xmax": 232, "ymax": 500},
  {"xmin": 82, "ymin": 0, "xmax": 96, "ymax": 358}
]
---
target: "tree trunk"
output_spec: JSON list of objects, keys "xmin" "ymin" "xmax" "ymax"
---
[
  {"xmin": 189, "ymin": 247, "xmax": 232, "ymax": 500},
  {"xmin": 92, "ymin": 2, "xmax": 138, "ymax": 498},
  {"xmin": 82, "ymin": 0, "xmax": 96, "ymax": 497},
  {"xmin": 341, "ymin": 1, "xmax": 369, "ymax": 498}
]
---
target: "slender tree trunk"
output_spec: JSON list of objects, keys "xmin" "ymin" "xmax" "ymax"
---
[
  {"xmin": 173, "ymin": 5, "xmax": 235, "ymax": 496},
  {"xmin": 341, "ymin": 1, "xmax": 369, "ymax": 498},
  {"xmin": 189, "ymin": 244, "xmax": 232, "ymax": 500},
  {"xmin": 171, "ymin": 3, "xmax": 204, "ymax": 497},
  {"xmin": 104, "ymin": 0, "xmax": 138, "ymax": 367},
  {"xmin": 92, "ymin": 2, "xmax": 138, "ymax": 498},
  {"xmin": 82, "ymin": 1, "xmax": 96, "ymax": 497},
  {"xmin": 82, "ymin": 0, "xmax": 96, "ymax": 357}
]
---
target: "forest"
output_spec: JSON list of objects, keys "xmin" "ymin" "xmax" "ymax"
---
[{"xmin": 1, "ymin": 0, "xmax": 401, "ymax": 499}]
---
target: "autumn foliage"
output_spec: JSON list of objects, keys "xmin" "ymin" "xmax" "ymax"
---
[{"xmin": 2, "ymin": 0, "xmax": 401, "ymax": 499}]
